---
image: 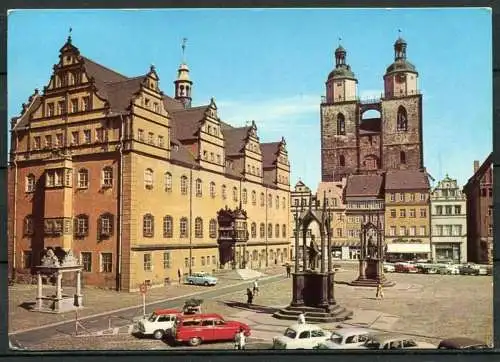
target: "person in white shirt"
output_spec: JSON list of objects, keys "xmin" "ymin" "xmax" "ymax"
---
[
  {"xmin": 253, "ymin": 279, "xmax": 259, "ymax": 296},
  {"xmin": 234, "ymin": 327, "xmax": 246, "ymax": 350},
  {"xmin": 297, "ymin": 312, "xmax": 306, "ymax": 324}
]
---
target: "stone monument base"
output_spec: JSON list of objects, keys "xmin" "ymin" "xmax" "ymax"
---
[
  {"xmin": 350, "ymin": 259, "xmax": 395, "ymax": 287},
  {"xmin": 34, "ymin": 294, "xmax": 83, "ymax": 313}
]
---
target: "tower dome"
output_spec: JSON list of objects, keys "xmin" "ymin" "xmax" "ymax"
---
[{"xmin": 174, "ymin": 38, "xmax": 193, "ymax": 109}]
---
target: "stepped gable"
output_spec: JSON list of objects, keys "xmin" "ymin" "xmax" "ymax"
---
[
  {"xmin": 385, "ymin": 169, "xmax": 430, "ymax": 190},
  {"xmin": 170, "ymin": 105, "xmax": 209, "ymax": 141},
  {"xmin": 260, "ymin": 142, "xmax": 280, "ymax": 168},
  {"xmin": 345, "ymin": 174, "xmax": 384, "ymax": 197}
]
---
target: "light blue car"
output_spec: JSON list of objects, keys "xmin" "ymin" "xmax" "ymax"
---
[{"xmin": 185, "ymin": 272, "xmax": 218, "ymax": 286}]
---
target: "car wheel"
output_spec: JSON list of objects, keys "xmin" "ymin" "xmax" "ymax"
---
[
  {"xmin": 189, "ymin": 280, "xmax": 194, "ymax": 285},
  {"xmin": 189, "ymin": 337, "xmax": 202, "ymax": 346},
  {"xmin": 153, "ymin": 330, "xmax": 164, "ymax": 340},
  {"xmin": 204, "ymin": 281, "xmax": 209, "ymax": 286}
]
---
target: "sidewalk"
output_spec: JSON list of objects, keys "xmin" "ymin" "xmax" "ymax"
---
[{"xmin": 9, "ymin": 266, "xmax": 285, "ymax": 333}]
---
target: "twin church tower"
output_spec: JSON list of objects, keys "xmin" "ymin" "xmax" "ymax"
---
[{"xmin": 320, "ymin": 36, "xmax": 424, "ymax": 182}]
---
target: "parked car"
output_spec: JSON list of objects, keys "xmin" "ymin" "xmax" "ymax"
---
[
  {"xmin": 171, "ymin": 313, "xmax": 250, "ymax": 346},
  {"xmin": 437, "ymin": 337, "xmax": 490, "ymax": 350},
  {"xmin": 394, "ymin": 263, "xmax": 418, "ymax": 273},
  {"xmin": 416, "ymin": 264, "xmax": 438, "ymax": 274},
  {"xmin": 272, "ymin": 323, "xmax": 331, "ymax": 349},
  {"xmin": 438, "ymin": 264, "xmax": 460, "ymax": 275},
  {"xmin": 459, "ymin": 264, "xmax": 480, "ymax": 275},
  {"xmin": 136, "ymin": 308, "xmax": 181, "ymax": 339},
  {"xmin": 185, "ymin": 272, "xmax": 218, "ymax": 286},
  {"xmin": 359, "ymin": 333, "xmax": 436, "ymax": 350},
  {"xmin": 383, "ymin": 263, "xmax": 395, "ymax": 273},
  {"xmin": 315, "ymin": 327, "xmax": 373, "ymax": 349}
]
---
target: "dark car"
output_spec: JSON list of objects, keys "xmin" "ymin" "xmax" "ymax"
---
[{"xmin": 438, "ymin": 337, "xmax": 490, "ymax": 350}]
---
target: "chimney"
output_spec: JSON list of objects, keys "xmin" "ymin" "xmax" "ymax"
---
[{"xmin": 473, "ymin": 160, "xmax": 480, "ymax": 174}]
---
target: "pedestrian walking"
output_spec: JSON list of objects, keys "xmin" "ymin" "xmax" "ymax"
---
[
  {"xmin": 234, "ymin": 327, "xmax": 246, "ymax": 350},
  {"xmin": 178, "ymin": 268, "xmax": 182, "ymax": 285},
  {"xmin": 376, "ymin": 282, "xmax": 384, "ymax": 299},
  {"xmin": 297, "ymin": 312, "xmax": 306, "ymax": 324},
  {"xmin": 253, "ymin": 279, "xmax": 259, "ymax": 296},
  {"xmin": 286, "ymin": 264, "xmax": 291, "ymax": 278},
  {"xmin": 246, "ymin": 288, "xmax": 254, "ymax": 304}
]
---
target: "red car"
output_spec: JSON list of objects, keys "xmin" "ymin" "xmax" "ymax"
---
[
  {"xmin": 172, "ymin": 313, "xmax": 251, "ymax": 346},
  {"xmin": 395, "ymin": 262, "xmax": 418, "ymax": 273}
]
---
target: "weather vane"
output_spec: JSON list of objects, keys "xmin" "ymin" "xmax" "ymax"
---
[
  {"xmin": 398, "ymin": 28, "xmax": 402, "ymax": 37},
  {"xmin": 181, "ymin": 37, "xmax": 188, "ymax": 62},
  {"xmin": 68, "ymin": 27, "xmax": 73, "ymax": 42},
  {"xmin": 338, "ymin": 36, "xmax": 342, "ymax": 44}
]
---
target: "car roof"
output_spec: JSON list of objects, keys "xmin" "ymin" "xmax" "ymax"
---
[
  {"xmin": 287, "ymin": 323, "xmax": 325, "ymax": 331},
  {"xmin": 154, "ymin": 309, "xmax": 181, "ymax": 315},
  {"xmin": 368, "ymin": 333, "xmax": 408, "ymax": 344},
  {"xmin": 177, "ymin": 313, "xmax": 223, "ymax": 320},
  {"xmin": 439, "ymin": 337, "xmax": 488, "ymax": 348},
  {"xmin": 332, "ymin": 328, "xmax": 372, "ymax": 336}
]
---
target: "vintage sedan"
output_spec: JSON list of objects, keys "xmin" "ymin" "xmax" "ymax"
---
[
  {"xmin": 185, "ymin": 272, "xmax": 218, "ymax": 286},
  {"xmin": 383, "ymin": 263, "xmax": 395, "ymax": 273},
  {"xmin": 438, "ymin": 337, "xmax": 490, "ymax": 350},
  {"xmin": 438, "ymin": 264, "xmax": 460, "ymax": 275},
  {"xmin": 359, "ymin": 333, "xmax": 436, "ymax": 350},
  {"xmin": 315, "ymin": 327, "xmax": 373, "ymax": 349},
  {"xmin": 136, "ymin": 308, "xmax": 181, "ymax": 339},
  {"xmin": 272, "ymin": 323, "xmax": 331, "ymax": 349}
]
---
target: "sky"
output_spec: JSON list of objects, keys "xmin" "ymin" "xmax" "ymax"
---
[{"xmin": 7, "ymin": 8, "xmax": 492, "ymax": 190}]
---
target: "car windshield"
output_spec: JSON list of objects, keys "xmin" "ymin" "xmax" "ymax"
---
[
  {"xmin": 364, "ymin": 339, "xmax": 381, "ymax": 349},
  {"xmin": 147, "ymin": 313, "xmax": 158, "ymax": 322},
  {"xmin": 284, "ymin": 328, "xmax": 297, "ymax": 339},
  {"xmin": 329, "ymin": 333, "xmax": 343, "ymax": 344}
]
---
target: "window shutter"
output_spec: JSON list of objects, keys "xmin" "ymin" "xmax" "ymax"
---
[
  {"xmin": 109, "ymin": 214, "xmax": 114, "ymax": 236},
  {"xmin": 151, "ymin": 215, "xmax": 155, "ymax": 236}
]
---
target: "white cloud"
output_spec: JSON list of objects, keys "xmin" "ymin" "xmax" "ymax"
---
[{"xmin": 217, "ymin": 94, "xmax": 320, "ymax": 133}]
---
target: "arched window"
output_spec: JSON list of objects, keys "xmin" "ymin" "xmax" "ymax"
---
[
  {"xmin": 282, "ymin": 224, "xmax": 287, "ymax": 238},
  {"xmin": 163, "ymin": 216, "xmax": 173, "ymax": 238},
  {"xmin": 275, "ymin": 224, "xmax": 280, "ymax": 238},
  {"xmin": 180, "ymin": 175, "xmax": 188, "ymax": 195},
  {"xmin": 337, "ymin": 113, "xmax": 346, "ymax": 135},
  {"xmin": 260, "ymin": 223, "xmax": 265, "ymax": 238},
  {"xmin": 400, "ymin": 151, "xmax": 407, "ymax": 164},
  {"xmin": 268, "ymin": 223, "xmax": 273, "ymax": 238},
  {"xmin": 24, "ymin": 215, "xmax": 34, "ymax": 235},
  {"xmin": 251, "ymin": 191, "xmax": 257, "ymax": 205},
  {"xmin": 233, "ymin": 187, "xmax": 238, "ymax": 202},
  {"xmin": 195, "ymin": 217, "xmax": 203, "ymax": 238},
  {"xmin": 210, "ymin": 181, "xmax": 216, "ymax": 198},
  {"xmin": 77, "ymin": 169, "xmax": 89, "ymax": 189},
  {"xmin": 180, "ymin": 217, "xmax": 188, "ymax": 238},
  {"xmin": 102, "ymin": 167, "xmax": 113, "ymax": 188},
  {"xmin": 195, "ymin": 178, "xmax": 202, "ymax": 197},
  {"xmin": 222, "ymin": 184, "xmax": 227, "ymax": 199},
  {"xmin": 242, "ymin": 189, "xmax": 247, "ymax": 204},
  {"xmin": 209, "ymin": 219, "xmax": 217, "ymax": 238},
  {"xmin": 268, "ymin": 194, "xmax": 272, "ymax": 208},
  {"xmin": 98, "ymin": 213, "xmax": 114, "ymax": 237},
  {"xmin": 260, "ymin": 192, "xmax": 265, "ymax": 207},
  {"xmin": 282, "ymin": 197, "xmax": 286, "ymax": 209},
  {"xmin": 26, "ymin": 174, "xmax": 35, "ymax": 192},
  {"xmin": 251, "ymin": 222, "xmax": 257, "ymax": 238},
  {"xmin": 339, "ymin": 155, "xmax": 345, "ymax": 167},
  {"xmin": 276, "ymin": 196, "xmax": 280, "ymax": 209},
  {"xmin": 144, "ymin": 169, "xmax": 154, "ymax": 190},
  {"xmin": 165, "ymin": 172, "xmax": 172, "ymax": 192},
  {"xmin": 397, "ymin": 106, "xmax": 408, "ymax": 131},
  {"xmin": 143, "ymin": 214, "xmax": 154, "ymax": 237}
]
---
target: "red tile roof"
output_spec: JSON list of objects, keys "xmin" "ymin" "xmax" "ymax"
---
[
  {"xmin": 260, "ymin": 142, "xmax": 280, "ymax": 168},
  {"xmin": 222, "ymin": 127, "xmax": 250, "ymax": 156},
  {"xmin": 101, "ymin": 76, "xmax": 146, "ymax": 113},
  {"xmin": 463, "ymin": 152, "xmax": 493, "ymax": 193},
  {"xmin": 385, "ymin": 169, "xmax": 430, "ymax": 190},
  {"xmin": 170, "ymin": 106, "xmax": 208, "ymax": 141},
  {"xmin": 345, "ymin": 174, "xmax": 383, "ymax": 197}
]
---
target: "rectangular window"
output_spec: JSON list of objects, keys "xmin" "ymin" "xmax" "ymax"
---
[
  {"xmin": 453, "ymin": 225, "xmax": 462, "ymax": 236},
  {"xmin": 101, "ymin": 253, "xmax": 112, "ymax": 273},
  {"xmin": 58, "ymin": 100, "xmax": 66, "ymax": 115},
  {"xmin": 436, "ymin": 206, "xmax": 443, "ymax": 215},
  {"xmin": 138, "ymin": 129, "xmax": 144, "ymax": 142},
  {"xmin": 148, "ymin": 132, "xmax": 154, "ymax": 144},
  {"xmin": 46, "ymin": 171, "xmax": 55, "ymax": 187},
  {"xmin": 201, "ymin": 256, "xmax": 206, "ymax": 266},
  {"xmin": 158, "ymin": 135, "xmax": 164, "ymax": 148},
  {"xmin": 71, "ymin": 99, "xmax": 79, "ymax": 113},
  {"xmin": 82, "ymin": 96, "xmax": 91, "ymax": 111},
  {"xmin": 45, "ymin": 135, "xmax": 52, "ymax": 148},
  {"xmin": 420, "ymin": 208, "xmax": 427, "ymax": 218},
  {"xmin": 33, "ymin": 136, "xmax": 41, "ymax": 149},
  {"xmin": 409, "ymin": 193, "xmax": 415, "ymax": 202},
  {"xmin": 71, "ymin": 131, "xmax": 79, "ymax": 145},
  {"xmin": 144, "ymin": 253, "xmax": 152, "ymax": 271},
  {"xmin": 444, "ymin": 225, "xmax": 452, "ymax": 236},
  {"xmin": 47, "ymin": 103, "xmax": 55, "ymax": 117},
  {"xmin": 437, "ymin": 225, "xmax": 443, "ymax": 236},
  {"xmin": 336, "ymin": 228, "xmax": 342, "ymax": 237},
  {"xmin": 23, "ymin": 251, "xmax": 32, "ymax": 269},
  {"xmin": 81, "ymin": 252, "xmax": 92, "ymax": 272},
  {"xmin": 96, "ymin": 128, "xmax": 104, "ymax": 142},
  {"xmin": 390, "ymin": 193, "xmax": 395, "ymax": 202},
  {"xmin": 409, "ymin": 226, "xmax": 416, "ymax": 236},
  {"xmin": 399, "ymin": 193, "xmax": 404, "ymax": 202},
  {"xmin": 212, "ymin": 256, "xmax": 216, "ymax": 266},
  {"xmin": 399, "ymin": 226, "xmax": 407, "ymax": 236},
  {"xmin": 390, "ymin": 226, "xmax": 396, "ymax": 236},
  {"xmin": 390, "ymin": 209, "xmax": 396, "ymax": 218},
  {"xmin": 419, "ymin": 226, "xmax": 426, "ymax": 236},
  {"xmin": 454, "ymin": 205, "xmax": 461, "ymax": 215},
  {"xmin": 445, "ymin": 206, "xmax": 452, "ymax": 215},
  {"xmin": 163, "ymin": 252, "xmax": 171, "ymax": 269},
  {"xmin": 409, "ymin": 209, "xmax": 416, "ymax": 218},
  {"xmin": 55, "ymin": 133, "xmax": 63, "ymax": 147},
  {"xmin": 191, "ymin": 257, "xmax": 195, "ymax": 267},
  {"xmin": 399, "ymin": 209, "xmax": 406, "ymax": 218},
  {"xmin": 84, "ymin": 130, "xmax": 91, "ymax": 144}
]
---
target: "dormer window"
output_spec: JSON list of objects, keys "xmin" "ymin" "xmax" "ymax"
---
[
  {"xmin": 82, "ymin": 96, "xmax": 90, "ymax": 111},
  {"xmin": 71, "ymin": 99, "xmax": 79, "ymax": 113},
  {"xmin": 47, "ymin": 103, "xmax": 55, "ymax": 117}
]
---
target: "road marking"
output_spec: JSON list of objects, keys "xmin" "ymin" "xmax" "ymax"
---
[{"xmin": 9, "ymin": 273, "xmax": 285, "ymax": 336}]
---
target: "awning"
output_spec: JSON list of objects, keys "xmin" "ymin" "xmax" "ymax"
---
[{"xmin": 386, "ymin": 243, "xmax": 431, "ymax": 253}]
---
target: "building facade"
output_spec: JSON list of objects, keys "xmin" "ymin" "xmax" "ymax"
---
[
  {"xmin": 430, "ymin": 175, "xmax": 467, "ymax": 263},
  {"xmin": 321, "ymin": 37, "xmax": 423, "ymax": 182},
  {"xmin": 463, "ymin": 153, "xmax": 493, "ymax": 264},
  {"xmin": 8, "ymin": 37, "xmax": 291, "ymax": 291},
  {"xmin": 384, "ymin": 170, "xmax": 431, "ymax": 261},
  {"xmin": 344, "ymin": 174, "xmax": 385, "ymax": 260}
]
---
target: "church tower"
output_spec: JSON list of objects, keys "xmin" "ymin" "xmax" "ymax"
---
[
  {"xmin": 381, "ymin": 35, "xmax": 423, "ymax": 171},
  {"xmin": 174, "ymin": 38, "xmax": 192, "ymax": 109},
  {"xmin": 321, "ymin": 43, "xmax": 360, "ymax": 181}
]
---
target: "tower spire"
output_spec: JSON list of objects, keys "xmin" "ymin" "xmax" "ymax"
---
[
  {"xmin": 175, "ymin": 37, "xmax": 193, "ymax": 109},
  {"xmin": 181, "ymin": 37, "xmax": 187, "ymax": 63},
  {"xmin": 68, "ymin": 27, "xmax": 73, "ymax": 43}
]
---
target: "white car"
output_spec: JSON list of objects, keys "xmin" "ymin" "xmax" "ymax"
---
[
  {"xmin": 272, "ymin": 323, "xmax": 331, "ymax": 349},
  {"xmin": 383, "ymin": 263, "xmax": 395, "ymax": 273},
  {"xmin": 315, "ymin": 327, "xmax": 373, "ymax": 349},
  {"xmin": 359, "ymin": 333, "xmax": 436, "ymax": 350},
  {"xmin": 136, "ymin": 309, "xmax": 180, "ymax": 339},
  {"xmin": 438, "ymin": 264, "xmax": 460, "ymax": 275}
]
